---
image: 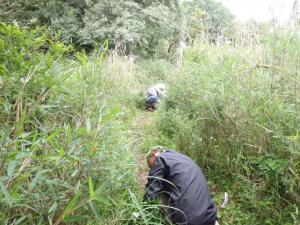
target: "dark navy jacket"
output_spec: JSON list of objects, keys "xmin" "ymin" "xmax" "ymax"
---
[{"xmin": 144, "ymin": 150, "xmax": 217, "ymax": 225}]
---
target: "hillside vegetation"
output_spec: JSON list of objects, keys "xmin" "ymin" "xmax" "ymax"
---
[{"xmin": 0, "ymin": 0, "xmax": 300, "ymax": 224}]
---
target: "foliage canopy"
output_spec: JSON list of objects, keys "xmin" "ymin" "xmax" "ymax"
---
[{"xmin": 0, "ymin": 0, "xmax": 233, "ymax": 53}]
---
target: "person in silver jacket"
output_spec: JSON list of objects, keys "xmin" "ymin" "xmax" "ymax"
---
[{"xmin": 145, "ymin": 83, "xmax": 166, "ymax": 111}]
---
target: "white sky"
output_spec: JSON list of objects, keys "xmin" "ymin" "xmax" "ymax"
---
[{"xmin": 217, "ymin": 0, "xmax": 296, "ymax": 23}]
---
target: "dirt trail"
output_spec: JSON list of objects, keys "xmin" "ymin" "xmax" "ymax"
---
[{"xmin": 131, "ymin": 111, "xmax": 153, "ymax": 192}]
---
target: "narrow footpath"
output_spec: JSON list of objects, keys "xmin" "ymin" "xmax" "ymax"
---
[{"xmin": 131, "ymin": 110, "xmax": 153, "ymax": 192}]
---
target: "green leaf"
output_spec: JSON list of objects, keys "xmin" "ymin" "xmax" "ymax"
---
[
  {"xmin": 7, "ymin": 160, "xmax": 17, "ymax": 178},
  {"xmin": 29, "ymin": 170, "xmax": 51, "ymax": 191},
  {"xmin": 48, "ymin": 202, "xmax": 58, "ymax": 215},
  {"xmin": 61, "ymin": 191, "xmax": 81, "ymax": 219},
  {"xmin": 59, "ymin": 148, "xmax": 65, "ymax": 158},
  {"xmin": 46, "ymin": 130, "xmax": 62, "ymax": 143},
  {"xmin": 86, "ymin": 118, "xmax": 91, "ymax": 133},
  {"xmin": 89, "ymin": 201, "xmax": 102, "ymax": 221},
  {"xmin": 93, "ymin": 180, "xmax": 110, "ymax": 205},
  {"xmin": 14, "ymin": 203, "xmax": 41, "ymax": 215},
  {"xmin": 0, "ymin": 179, "xmax": 13, "ymax": 207},
  {"xmin": 63, "ymin": 215, "xmax": 86, "ymax": 222},
  {"xmin": 67, "ymin": 125, "xmax": 72, "ymax": 145},
  {"xmin": 15, "ymin": 216, "xmax": 27, "ymax": 225},
  {"xmin": 15, "ymin": 108, "xmax": 27, "ymax": 137},
  {"xmin": 102, "ymin": 106, "xmax": 121, "ymax": 123},
  {"xmin": 88, "ymin": 177, "xmax": 94, "ymax": 199}
]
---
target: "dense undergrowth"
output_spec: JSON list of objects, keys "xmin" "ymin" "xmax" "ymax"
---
[
  {"xmin": 1, "ymin": 23, "xmax": 299, "ymax": 225},
  {"xmin": 141, "ymin": 29, "xmax": 300, "ymax": 224},
  {"xmin": 0, "ymin": 23, "xmax": 167, "ymax": 225}
]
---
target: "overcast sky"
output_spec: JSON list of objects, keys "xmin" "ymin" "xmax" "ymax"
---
[{"xmin": 217, "ymin": 0, "xmax": 296, "ymax": 23}]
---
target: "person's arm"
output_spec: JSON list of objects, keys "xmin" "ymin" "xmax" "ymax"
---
[{"xmin": 143, "ymin": 158, "xmax": 165, "ymax": 200}]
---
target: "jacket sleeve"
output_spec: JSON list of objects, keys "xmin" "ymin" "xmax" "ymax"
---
[{"xmin": 143, "ymin": 157, "xmax": 166, "ymax": 200}]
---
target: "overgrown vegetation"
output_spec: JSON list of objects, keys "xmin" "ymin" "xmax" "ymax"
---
[
  {"xmin": 141, "ymin": 27, "xmax": 300, "ymax": 224},
  {"xmin": 0, "ymin": 0, "xmax": 232, "ymax": 54},
  {"xmin": 0, "ymin": 23, "xmax": 163, "ymax": 225},
  {"xmin": 1, "ymin": 0, "xmax": 300, "ymax": 224}
]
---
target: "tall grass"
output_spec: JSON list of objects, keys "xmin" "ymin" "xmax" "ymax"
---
[
  {"xmin": 0, "ymin": 23, "xmax": 164, "ymax": 225},
  {"xmin": 144, "ymin": 26, "xmax": 300, "ymax": 224},
  {"xmin": 1, "ymin": 22, "xmax": 299, "ymax": 225}
]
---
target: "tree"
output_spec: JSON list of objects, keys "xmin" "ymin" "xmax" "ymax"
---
[
  {"xmin": 0, "ymin": 0, "xmax": 233, "ymax": 53},
  {"xmin": 0, "ymin": 0, "xmax": 181, "ymax": 55},
  {"xmin": 79, "ymin": 0, "xmax": 145, "ymax": 53},
  {"xmin": 290, "ymin": 0, "xmax": 300, "ymax": 26},
  {"xmin": 183, "ymin": 0, "xmax": 234, "ymax": 43}
]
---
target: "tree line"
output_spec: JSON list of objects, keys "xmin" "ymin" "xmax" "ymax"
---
[{"xmin": 0, "ymin": 0, "xmax": 233, "ymax": 55}]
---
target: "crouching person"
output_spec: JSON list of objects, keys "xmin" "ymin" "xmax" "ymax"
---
[
  {"xmin": 145, "ymin": 84, "xmax": 166, "ymax": 111},
  {"xmin": 144, "ymin": 146, "xmax": 218, "ymax": 225}
]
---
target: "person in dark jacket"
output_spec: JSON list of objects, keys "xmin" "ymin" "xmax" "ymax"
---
[{"xmin": 144, "ymin": 146, "xmax": 218, "ymax": 225}]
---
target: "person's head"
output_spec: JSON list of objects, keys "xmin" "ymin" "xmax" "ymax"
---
[
  {"xmin": 154, "ymin": 83, "xmax": 166, "ymax": 97},
  {"xmin": 146, "ymin": 146, "xmax": 166, "ymax": 168}
]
